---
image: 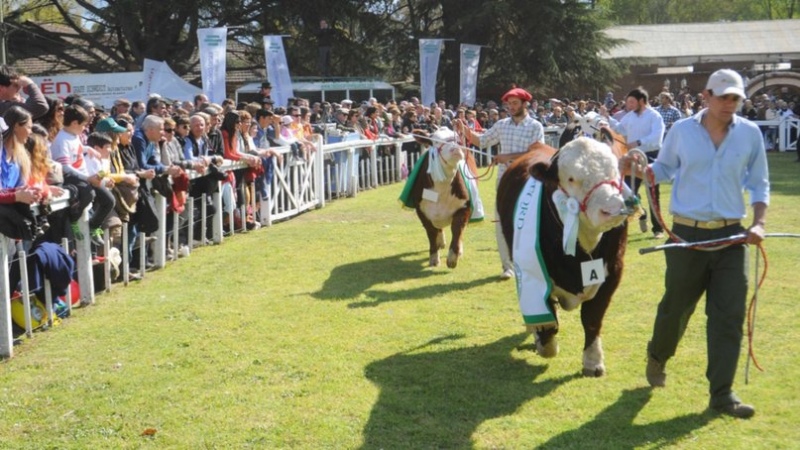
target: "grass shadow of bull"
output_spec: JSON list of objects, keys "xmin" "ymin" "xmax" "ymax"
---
[
  {"xmin": 360, "ymin": 333, "xmax": 580, "ymax": 449},
  {"xmin": 311, "ymin": 251, "xmax": 494, "ymax": 305}
]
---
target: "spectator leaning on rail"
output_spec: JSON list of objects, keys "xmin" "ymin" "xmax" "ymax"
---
[
  {"xmin": 25, "ymin": 123, "xmax": 65, "ymax": 237},
  {"xmin": 220, "ymin": 110, "xmax": 261, "ymax": 211},
  {"xmin": 38, "ymin": 96, "xmax": 65, "ymax": 143},
  {"xmin": 203, "ymin": 106, "xmax": 224, "ymax": 156},
  {"xmin": 0, "ymin": 65, "xmax": 49, "ymax": 120},
  {"xmin": 50, "ymin": 105, "xmax": 115, "ymax": 247},
  {"xmin": 132, "ymin": 115, "xmax": 182, "ymax": 179},
  {"xmin": 455, "ymin": 87, "xmax": 545, "ymax": 280},
  {"xmin": 237, "ymin": 109, "xmax": 281, "ymax": 221},
  {"xmin": 0, "ymin": 108, "xmax": 43, "ymax": 240}
]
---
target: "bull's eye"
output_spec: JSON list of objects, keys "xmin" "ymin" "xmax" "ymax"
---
[{"xmin": 568, "ymin": 177, "xmax": 574, "ymax": 183}]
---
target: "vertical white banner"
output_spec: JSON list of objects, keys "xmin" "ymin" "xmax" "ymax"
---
[
  {"xmin": 263, "ymin": 36, "xmax": 294, "ymax": 108},
  {"xmin": 419, "ymin": 39, "xmax": 443, "ymax": 107},
  {"xmin": 197, "ymin": 27, "xmax": 228, "ymax": 104},
  {"xmin": 460, "ymin": 44, "xmax": 481, "ymax": 107}
]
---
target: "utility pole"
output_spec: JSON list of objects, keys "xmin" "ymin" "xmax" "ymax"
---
[{"xmin": 0, "ymin": 1, "xmax": 6, "ymax": 65}]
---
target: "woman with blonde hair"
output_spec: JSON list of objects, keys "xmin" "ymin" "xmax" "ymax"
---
[{"xmin": 1, "ymin": 106, "xmax": 45, "ymax": 238}]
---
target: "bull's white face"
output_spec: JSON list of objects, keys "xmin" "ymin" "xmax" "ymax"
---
[
  {"xmin": 433, "ymin": 128, "xmax": 465, "ymax": 168},
  {"xmin": 578, "ymin": 111, "xmax": 610, "ymax": 140},
  {"xmin": 557, "ymin": 137, "xmax": 627, "ymax": 232}
]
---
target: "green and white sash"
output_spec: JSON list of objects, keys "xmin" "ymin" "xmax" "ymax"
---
[{"xmin": 512, "ymin": 177, "xmax": 557, "ymax": 329}]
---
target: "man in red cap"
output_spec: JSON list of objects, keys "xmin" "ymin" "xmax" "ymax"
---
[{"xmin": 456, "ymin": 86, "xmax": 545, "ymax": 280}]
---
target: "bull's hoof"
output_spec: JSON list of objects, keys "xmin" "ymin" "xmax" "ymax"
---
[
  {"xmin": 429, "ymin": 254, "xmax": 440, "ymax": 267},
  {"xmin": 535, "ymin": 335, "xmax": 559, "ymax": 358},
  {"xmin": 582, "ymin": 366, "xmax": 606, "ymax": 377},
  {"xmin": 582, "ymin": 337, "xmax": 605, "ymax": 378},
  {"xmin": 446, "ymin": 249, "xmax": 458, "ymax": 268}
]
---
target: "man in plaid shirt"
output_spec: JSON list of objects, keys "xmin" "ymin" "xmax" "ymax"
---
[
  {"xmin": 654, "ymin": 92, "xmax": 683, "ymax": 134},
  {"xmin": 457, "ymin": 87, "xmax": 544, "ymax": 280}
]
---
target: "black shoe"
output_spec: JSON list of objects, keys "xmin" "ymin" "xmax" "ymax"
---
[
  {"xmin": 711, "ymin": 402, "xmax": 755, "ymax": 419},
  {"xmin": 646, "ymin": 348, "xmax": 666, "ymax": 387}
]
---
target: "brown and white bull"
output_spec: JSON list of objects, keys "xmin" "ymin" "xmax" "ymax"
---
[
  {"xmin": 497, "ymin": 135, "xmax": 636, "ymax": 376},
  {"xmin": 402, "ymin": 128, "xmax": 472, "ymax": 268}
]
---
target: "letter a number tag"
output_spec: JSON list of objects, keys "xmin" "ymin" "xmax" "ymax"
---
[
  {"xmin": 581, "ymin": 259, "xmax": 605, "ymax": 287},
  {"xmin": 422, "ymin": 188, "xmax": 439, "ymax": 203}
]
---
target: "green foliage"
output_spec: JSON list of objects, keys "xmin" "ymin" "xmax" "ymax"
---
[
  {"xmin": 597, "ymin": 0, "xmax": 800, "ymax": 24},
  {"xmin": 4, "ymin": 0, "xmax": 797, "ymax": 103},
  {"xmin": 0, "ymin": 153, "xmax": 798, "ymax": 448}
]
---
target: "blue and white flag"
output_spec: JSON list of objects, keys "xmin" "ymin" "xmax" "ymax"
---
[
  {"xmin": 459, "ymin": 44, "xmax": 481, "ymax": 106},
  {"xmin": 197, "ymin": 27, "xmax": 227, "ymax": 104},
  {"xmin": 419, "ymin": 39, "xmax": 444, "ymax": 107},
  {"xmin": 263, "ymin": 36, "xmax": 294, "ymax": 108}
]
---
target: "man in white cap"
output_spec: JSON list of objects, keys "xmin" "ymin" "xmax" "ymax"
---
[{"xmin": 627, "ymin": 69, "xmax": 769, "ymax": 419}]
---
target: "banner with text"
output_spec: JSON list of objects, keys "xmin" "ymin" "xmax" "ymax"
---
[
  {"xmin": 459, "ymin": 44, "xmax": 481, "ymax": 106},
  {"xmin": 263, "ymin": 35, "xmax": 294, "ymax": 108},
  {"xmin": 32, "ymin": 72, "xmax": 141, "ymax": 108},
  {"xmin": 419, "ymin": 39, "xmax": 444, "ymax": 107},
  {"xmin": 197, "ymin": 27, "xmax": 227, "ymax": 104}
]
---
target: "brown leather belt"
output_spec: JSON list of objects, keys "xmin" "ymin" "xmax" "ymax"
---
[{"xmin": 673, "ymin": 215, "xmax": 740, "ymax": 230}]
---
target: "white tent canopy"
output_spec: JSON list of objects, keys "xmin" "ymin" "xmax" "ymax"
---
[{"xmin": 125, "ymin": 59, "xmax": 202, "ymax": 104}]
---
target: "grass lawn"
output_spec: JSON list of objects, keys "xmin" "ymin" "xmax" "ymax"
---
[{"xmin": 1, "ymin": 152, "xmax": 799, "ymax": 449}]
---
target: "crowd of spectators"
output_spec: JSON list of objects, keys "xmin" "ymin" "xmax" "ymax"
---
[{"xmin": 3, "ymin": 61, "xmax": 800, "ymax": 291}]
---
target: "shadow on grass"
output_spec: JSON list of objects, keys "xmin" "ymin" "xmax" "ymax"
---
[
  {"xmin": 348, "ymin": 275, "xmax": 497, "ymax": 308},
  {"xmin": 312, "ymin": 251, "xmax": 496, "ymax": 305},
  {"xmin": 360, "ymin": 333, "xmax": 580, "ymax": 449},
  {"xmin": 540, "ymin": 387, "xmax": 711, "ymax": 449}
]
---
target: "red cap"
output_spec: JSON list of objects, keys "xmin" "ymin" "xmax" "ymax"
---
[{"xmin": 501, "ymin": 88, "xmax": 532, "ymax": 103}]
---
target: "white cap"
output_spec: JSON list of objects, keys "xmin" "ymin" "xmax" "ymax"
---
[
  {"xmin": 705, "ymin": 69, "xmax": 745, "ymax": 98},
  {"xmin": 281, "ymin": 115, "xmax": 294, "ymax": 125}
]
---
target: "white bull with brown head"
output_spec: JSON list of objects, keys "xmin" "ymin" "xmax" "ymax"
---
[{"xmin": 404, "ymin": 128, "xmax": 472, "ymax": 268}]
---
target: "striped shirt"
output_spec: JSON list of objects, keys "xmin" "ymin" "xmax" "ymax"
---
[{"xmin": 478, "ymin": 115, "xmax": 544, "ymax": 155}]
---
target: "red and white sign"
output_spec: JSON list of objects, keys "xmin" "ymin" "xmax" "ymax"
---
[{"xmin": 32, "ymin": 72, "xmax": 143, "ymax": 108}]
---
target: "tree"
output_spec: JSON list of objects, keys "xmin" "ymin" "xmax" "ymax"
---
[
  {"xmin": 2, "ymin": 0, "xmax": 637, "ymax": 102},
  {"xmin": 596, "ymin": 0, "xmax": 799, "ymax": 24},
  {"xmin": 7, "ymin": 0, "xmax": 247, "ymax": 74}
]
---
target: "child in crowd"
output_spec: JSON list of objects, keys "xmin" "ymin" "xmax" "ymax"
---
[
  {"xmin": 25, "ymin": 124, "xmax": 65, "ymax": 236},
  {"xmin": 50, "ymin": 105, "xmax": 116, "ymax": 246}
]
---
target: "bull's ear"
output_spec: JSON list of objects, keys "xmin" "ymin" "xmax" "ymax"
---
[{"xmin": 529, "ymin": 156, "xmax": 558, "ymax": 182}]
